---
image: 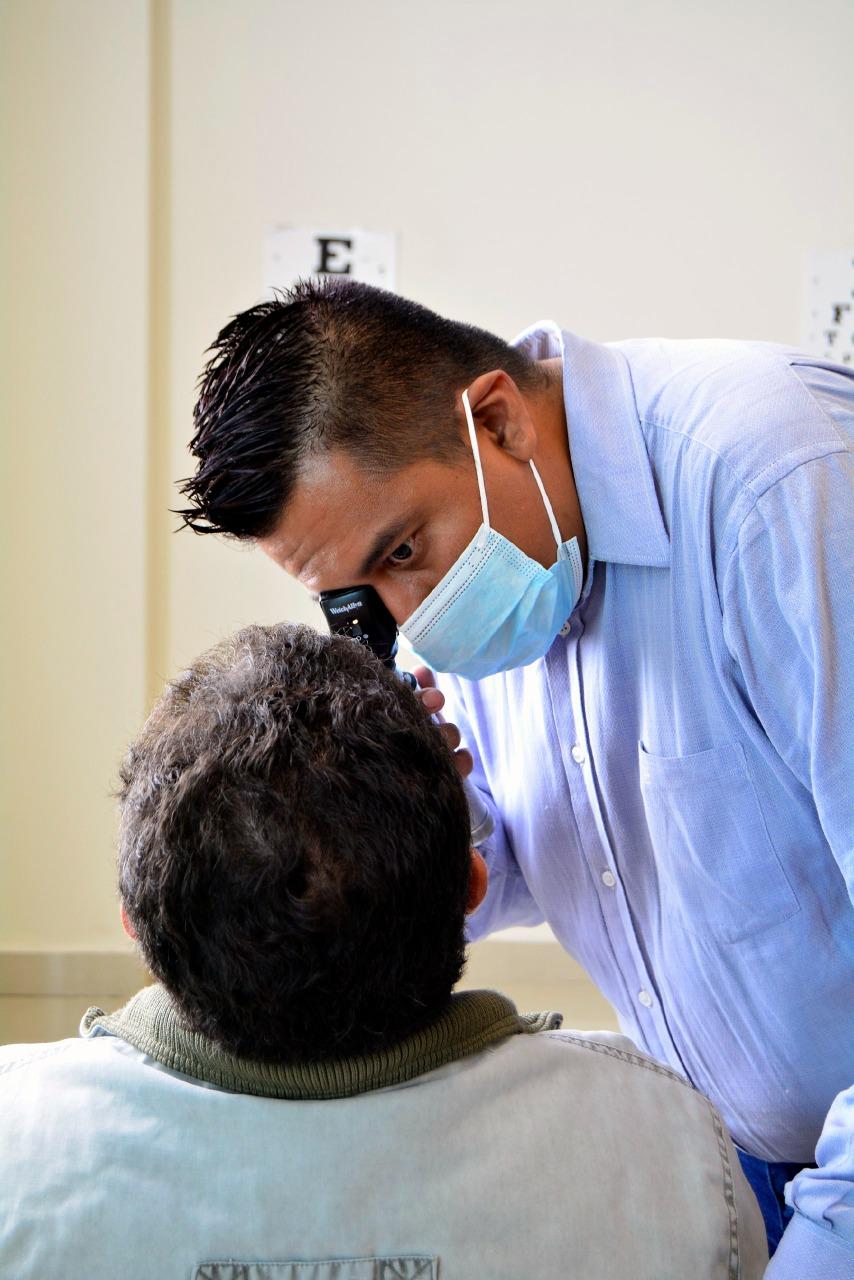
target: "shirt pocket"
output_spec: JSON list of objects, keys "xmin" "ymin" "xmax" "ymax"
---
[{"xmin": 637, "ymin": 740, "xmax": 800, "ymax": 944}]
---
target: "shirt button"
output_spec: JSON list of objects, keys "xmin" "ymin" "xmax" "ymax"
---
[
  {"xmin": 638, "ymin": 990, "xmax": 654, "ymax": 1008},
  {"xmin": 571, "ymin": 744, "xmax": 586, "ymax": 764},
  {"xmin": 601, "ymin": 870, "xmax": 617, "ymax": 888}
]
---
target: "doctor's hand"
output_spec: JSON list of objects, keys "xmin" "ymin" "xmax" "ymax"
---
[{"xmin": 412, "ymin": 666, "xmax": 474, "ymax": 780}]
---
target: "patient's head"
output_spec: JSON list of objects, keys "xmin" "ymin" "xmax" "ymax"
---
[{"xmin": 118, "ymin": 623, "xmax": 484, "ymax": 1063}]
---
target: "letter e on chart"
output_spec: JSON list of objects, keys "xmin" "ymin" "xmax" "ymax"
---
[{"xmin": 263, "ymin": 227, "xmax": 397, "ymax": 294}]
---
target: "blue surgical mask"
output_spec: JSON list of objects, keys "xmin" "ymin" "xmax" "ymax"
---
[{"xmin": 402, "ymin": 388, "xmax": 584, "ymax": 679}]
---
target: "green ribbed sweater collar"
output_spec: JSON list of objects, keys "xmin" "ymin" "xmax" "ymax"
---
[{"xmin": 81, "ymin": 984, "xmax": 562, "ymax": 1100}]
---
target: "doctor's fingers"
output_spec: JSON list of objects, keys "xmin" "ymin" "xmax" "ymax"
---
[
  {"xmin": 412, "ymin": 665, "xmax": 445, "ymax": 714},
  {"xmin": 453, "ymin": 746, "xmax": 474, "ymax": 779},
  {"xmin": 410, "ymin": 664, "xmax": 471, "ymax": 774},
  {"xmin": 435, "ymin": 721, "xmax": 474, "ymax": 778}
]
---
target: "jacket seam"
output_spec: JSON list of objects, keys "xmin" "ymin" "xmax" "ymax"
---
[
  {"xmin": 550, "ymin": 1033, "xmax": 692, "ymax": 1086},
  {"xmin": 706, "ymin": 1098, "xmax": 740, "ymax": 1280},
  {"xmin": 554, "ymin": 1036, "xmax": 741, "ymax": 1276}
]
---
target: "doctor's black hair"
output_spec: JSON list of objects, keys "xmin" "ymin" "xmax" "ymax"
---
[
  {"xmin": 177, "ymin": 277, "xmax": 544, "ymax": 538},
  {"xmin": 117, "ymin": 622, "xmax": 473, "ymax": 1063}
]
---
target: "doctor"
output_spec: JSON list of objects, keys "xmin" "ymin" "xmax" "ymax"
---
[{"xmin": 180, "ymin": 277, "xmax": 854, "ymax": 1275}]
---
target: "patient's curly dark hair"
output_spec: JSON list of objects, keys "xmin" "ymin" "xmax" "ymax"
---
[{"xmin": 117, "ymin": 623, "xmax": 472, "ymax": 1063}]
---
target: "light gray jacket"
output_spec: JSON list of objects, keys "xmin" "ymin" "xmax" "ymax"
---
[{"xmin": 0, "ymin": 986, "xmax": 766, "ymax": 1278}]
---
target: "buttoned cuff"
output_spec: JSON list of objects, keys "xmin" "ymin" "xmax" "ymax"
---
[{"xmin": 766, "ymin": 1212, "xmax": 854, "ymax": 1280}]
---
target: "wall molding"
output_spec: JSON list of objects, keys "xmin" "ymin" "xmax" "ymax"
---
[
  {"xmin": 0, "ymin": 951, "xmax": 151, "ymax": 997},
  {"xmin": 0, "ymin": 939, "xmax": 586, "ymax": 997},
  {"xmin": 462, "ymin": 939, "xmax": 585, "ymax": 989}
]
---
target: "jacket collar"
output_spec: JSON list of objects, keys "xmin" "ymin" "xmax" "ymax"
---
[
  {"xmin": 81, "ymin": 984, "xmax": 562, "ymax": 1100},
  {"xmin": 514, "ymin": 321, "xmax": 670, "ymax": 569}
]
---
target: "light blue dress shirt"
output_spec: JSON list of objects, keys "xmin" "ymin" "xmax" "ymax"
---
[{"xmin": 441, "ymin": 324, "xmax": 854, "ymax": 1269}]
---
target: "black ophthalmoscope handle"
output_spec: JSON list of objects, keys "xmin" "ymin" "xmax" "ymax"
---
[{"xmin": 318, "ymin": 585, "xmax": 417, "ymax": 686}]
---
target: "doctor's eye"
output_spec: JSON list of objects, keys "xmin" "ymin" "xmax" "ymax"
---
[{"xmin": 388, "ymin": 541, "xmax": 414, "ymax": 564}]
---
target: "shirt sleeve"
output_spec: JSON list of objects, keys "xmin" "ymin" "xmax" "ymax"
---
[
  {"xmin": 720, "ymin": 449, "xmax": 854, "ymax": 903},
  {"xmin": 766, "ymin": 1085, "xmax": 854, "ymax": 1280},
  {"xmin": 435, "ymin": 673, "xmax": 545, "ymax": 940}
]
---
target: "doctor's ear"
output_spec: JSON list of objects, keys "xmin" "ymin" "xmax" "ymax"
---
[{"xmin": 462, "ymin": 369, "xmax": 538, "ymax": 463}]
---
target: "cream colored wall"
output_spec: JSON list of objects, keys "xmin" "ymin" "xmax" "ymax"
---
[
  {"xmin": 1, "ymin": 0, "xmax": 150, "ymax": 949},
  {"xmin": 2, "ymin": 0, "xmax": 853, "ymax": 958},
  {"xmin": 164, "ymin": 0, "xmax": 854, "ymax": 677}
]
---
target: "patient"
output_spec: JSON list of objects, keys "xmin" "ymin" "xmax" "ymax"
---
[{"xmin": 0, "ymin": 623, "xmax": 766, "ymax": 1279}]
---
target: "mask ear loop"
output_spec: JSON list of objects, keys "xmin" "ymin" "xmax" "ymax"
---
[
  {"xmin": 529, "ymin": 460, "xmax": 563, "ymax": 551},
  {"xmin": 461, "ymin": 389, "xmax": 491, "ymax": 549}
]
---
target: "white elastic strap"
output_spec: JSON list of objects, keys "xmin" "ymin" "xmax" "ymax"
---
[
  {"xmin": 529, "ymin": 460, "xmax": 563, "ymax": 549},
  {"xmin": 462, "ymin": 389, "xmax": 491, "ymax": 531}
]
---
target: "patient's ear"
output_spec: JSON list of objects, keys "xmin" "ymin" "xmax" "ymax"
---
[
  {"xmin": 120, "ymin": 901, "xmax": 137, "ymax": 941},
  {"xmin": 466, "ymin": 848, "xmax": 488, "ymax": 915}
]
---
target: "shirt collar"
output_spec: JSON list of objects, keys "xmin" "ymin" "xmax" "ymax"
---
[
  {"xmin": 513, "ymin": 321, "xmax": 670, "ymax": 568},
  {"xmin": 81, "ymin": 984, "xmax": 562, "ymax": 1099}
]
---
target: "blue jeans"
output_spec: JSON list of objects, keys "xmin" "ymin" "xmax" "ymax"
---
[{"xmin": 736, "ymin": 1149, "xmax": 812, "ymax": 1256}]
